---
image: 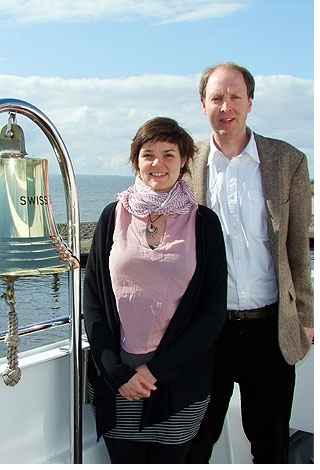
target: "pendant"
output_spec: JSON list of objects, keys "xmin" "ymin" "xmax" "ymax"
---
[{"xmin": 145, "ymin": 223, "xmax": 158, "ymax": 239}]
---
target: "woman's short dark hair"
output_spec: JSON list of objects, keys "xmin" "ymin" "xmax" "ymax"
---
[
  {"xmin": 130, "ymin": 117, "xmax": 195, "ymax": 176},
  {"xmin": 199, "ymin": 62, "xmax": 255, "ymax": 101}
]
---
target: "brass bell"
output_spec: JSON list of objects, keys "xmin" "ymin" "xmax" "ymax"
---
[{"xmin": 0, "ymin": 116, "xmax": 78, "ymax": 279}]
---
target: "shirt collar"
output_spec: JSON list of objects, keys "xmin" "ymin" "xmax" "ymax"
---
[
  {"xmin": 243, "ymin": 129, "xmax": 260, "ymax": 163},
  {"xmin": 207, "ymin": 128, "xmax": 260, "ymax": 166}
]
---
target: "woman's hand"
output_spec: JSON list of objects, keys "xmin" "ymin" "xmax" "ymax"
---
[
  {"xmin": 118, "ymin": 372, "xmax": 157, "ymax": 401},
  {"xmin": 135, "ymin": 364, "xmax": 157, "ymax": 385}
]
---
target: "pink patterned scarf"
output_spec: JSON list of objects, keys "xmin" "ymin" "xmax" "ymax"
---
[{"xmin": 117, "ymin": 176, "xmax": 198, "ymax": 217}]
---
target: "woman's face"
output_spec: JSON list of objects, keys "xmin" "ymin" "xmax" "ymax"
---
[{"xmin": 138, "ymin": 140, "xmax": 186, "ymax": 192}]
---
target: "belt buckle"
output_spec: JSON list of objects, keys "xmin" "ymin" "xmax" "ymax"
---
[
  {"xmin": 237, "ymin": 310, "xmax": 246, "ymax": 320},
  {"xmin": 229, "ymin": 310, "xmax": 245, "ymax": 320}
]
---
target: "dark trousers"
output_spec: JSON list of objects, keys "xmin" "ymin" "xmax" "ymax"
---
[
  {"xmin": 104, "ymin": 436, "xmax": 192, "ymax": 464},
  {"xmin": 186, "ymin": 313, "xmax": 296, "ymax": 464}
]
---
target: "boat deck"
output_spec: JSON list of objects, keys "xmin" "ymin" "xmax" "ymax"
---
[{"xmin": 0, "ymin": 339, "xmax": 314, "ymax": 464}]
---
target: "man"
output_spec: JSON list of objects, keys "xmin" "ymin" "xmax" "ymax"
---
[{"xmin": 186, "ymin": 62, "xmax": 313, "ymax": 464}]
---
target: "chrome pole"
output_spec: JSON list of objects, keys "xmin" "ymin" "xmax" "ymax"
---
[{"xmin": 0, "ymin": 98, "xmax": 82, "ymax": 464}]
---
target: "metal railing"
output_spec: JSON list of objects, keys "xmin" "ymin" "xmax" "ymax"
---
[
  {"xmin": 0, "ymin": 315, "xmax": 91, "ymax": 406},
  {"xmin": 0, "ymin": 315, "xmax": 73, "ymax": 341}
]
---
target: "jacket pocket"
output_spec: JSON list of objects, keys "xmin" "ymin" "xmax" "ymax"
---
[{"xmin": 288, "ymin": 283, "xmax": 296, "ymax": 302}]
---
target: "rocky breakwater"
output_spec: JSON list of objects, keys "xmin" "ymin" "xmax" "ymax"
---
[
  {"xmin": 57, "ymin": 222, "xmax": 97, "ymax": 266},
  {"xmin": 57, "ymin": 185, "xmax": 314, "ymax": 267}
]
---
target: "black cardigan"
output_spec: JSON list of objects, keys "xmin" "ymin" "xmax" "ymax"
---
[{"xmin": 83, "ymin": 202, "xmax": 227, "ymax": 438}]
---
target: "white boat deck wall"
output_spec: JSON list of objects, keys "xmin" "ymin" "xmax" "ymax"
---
[{"xmin": 0, "ymin": 342, "xmax": 314, "ymax": 464}]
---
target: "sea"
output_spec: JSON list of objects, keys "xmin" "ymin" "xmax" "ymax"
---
[
  {"xmin": 0, "ymin": 174, "xmax": 134, "ymax": 358},
  {"xmin": 0, "ymin": 174, "xmax": 314, "ymax": 358}
]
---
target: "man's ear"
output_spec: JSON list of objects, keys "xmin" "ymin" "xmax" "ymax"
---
[{"xmin": 201, "ymin": 99, "xmax": 207, "ymax": 115}]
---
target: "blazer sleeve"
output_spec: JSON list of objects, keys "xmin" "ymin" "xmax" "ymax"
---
[
  {"xmin": 147, "ymin": 206, "xmax": 227, "ymax": 384},
  {"xmin": 287, "ymin": 154, "xmax": 313, "ymax": 327},
  {"xmin": 83, "ymin": 204, "xmax": 136, "ymax": 392}
]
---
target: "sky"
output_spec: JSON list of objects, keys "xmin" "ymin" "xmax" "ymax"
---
[{"xmin": 0, "ymin": 0, "xmax": 315, "ymax": 178}]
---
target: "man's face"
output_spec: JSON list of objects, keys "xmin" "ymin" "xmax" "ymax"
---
[{"xmin": 202, "ymin": 67, "xmax": 252, "ymax": 143}]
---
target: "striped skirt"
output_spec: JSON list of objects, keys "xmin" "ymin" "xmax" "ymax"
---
[
  {"xmin": 88, "ymin": 381, "xmax": 209, "ymax": 444},
  {"xmin": 103, "ymin": 392, "xmax": 210, "ymax": 445}
]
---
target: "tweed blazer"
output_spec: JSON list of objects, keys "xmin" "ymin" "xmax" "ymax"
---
[{"xmin": 187, "ymin": 133, "xmax": 313, "ymax": 365}]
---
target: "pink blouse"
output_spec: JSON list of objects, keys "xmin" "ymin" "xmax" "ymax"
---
[{"xmin": 109, "ymin": 202, "xmax": 197, "ymax": 354}]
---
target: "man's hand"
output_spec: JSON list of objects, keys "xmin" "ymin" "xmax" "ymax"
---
[{"xmin": 304, "ymin": 326, "xmax": 314, "ymax": 345}]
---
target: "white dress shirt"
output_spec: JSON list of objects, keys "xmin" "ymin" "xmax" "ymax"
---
[{"xmin": 207, "ymin": 129, "xmax": 278, "ymax": 310}]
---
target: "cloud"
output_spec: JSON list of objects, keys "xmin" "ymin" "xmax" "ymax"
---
[
  {"xmin": 157, "ymin": 1, "xmax": 249, "ymax": 24},
  {"xmin": 0, "ymin": 0, "xmax": 251, "ymax": 25},
  {"xmin": 0, "ymin": 72, "xmax": 314, "ymax": 178},
  {"xmin": 248, "ymin": 75, "xmax": 314, "ymax": 177}
]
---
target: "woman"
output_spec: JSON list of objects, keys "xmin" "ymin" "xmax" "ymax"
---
[{"xmin": 83, "ymin": 117, "xmax": 227, "ymax": 464}]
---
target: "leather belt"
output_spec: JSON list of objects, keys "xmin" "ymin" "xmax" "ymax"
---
[{"xmin": 227, "ymin": 303, "xmax": 278, "ymax": 321}]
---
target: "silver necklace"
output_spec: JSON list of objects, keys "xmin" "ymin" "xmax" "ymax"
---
[{"xmin": 145, "ymin": 214, "xmax": 162, "ymax": 239}]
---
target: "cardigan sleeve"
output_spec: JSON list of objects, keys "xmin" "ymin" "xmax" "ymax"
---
[
  {"xmin": 147, "ymin": 206, "xmax": 227, "ymax": 385},
  {"xmin": 83, "ymin": 203, "xmax": 136, "ymax": 392}
]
